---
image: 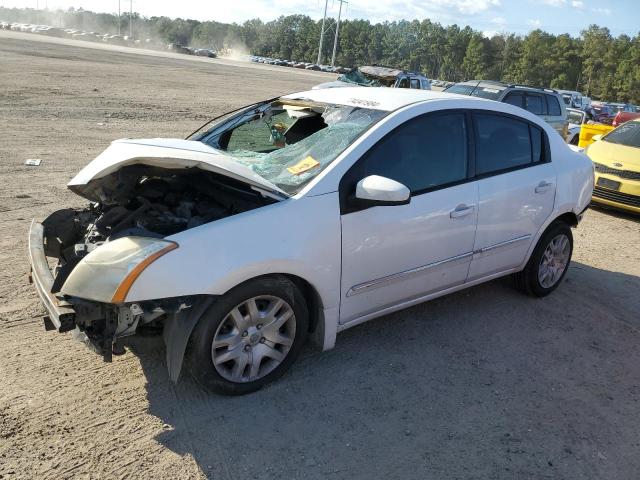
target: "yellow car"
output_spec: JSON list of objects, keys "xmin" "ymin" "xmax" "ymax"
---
[{"xmin": 585, "ymin": 119, "xmax": 640, "ymax": 214}]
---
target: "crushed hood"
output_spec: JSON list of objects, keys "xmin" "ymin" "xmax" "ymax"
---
[{"xmin": 68, "ymin": 138, "xmax": 288, "ymax": 201}]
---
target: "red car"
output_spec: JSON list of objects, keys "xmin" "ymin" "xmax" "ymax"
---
[{"xmin": 612, "ymin": 110, "xmax": 640, "ymax": 127}]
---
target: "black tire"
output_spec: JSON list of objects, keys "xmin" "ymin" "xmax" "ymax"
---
[
  {"xmin": 513, "ymin": 221, "xmax": 573, "ymax": 297},
  {"xmin": 185, "ymin": 275, "xmax": 309, "ymax": 395}
]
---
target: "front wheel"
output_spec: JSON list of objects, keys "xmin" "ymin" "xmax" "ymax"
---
[
  {"xmin": 514, "ymin": 222, "xmax": 573, "ymax": 297},
  {"xmin": 185, "ymin": 276, "xmax": 309, "ymax": 395}
]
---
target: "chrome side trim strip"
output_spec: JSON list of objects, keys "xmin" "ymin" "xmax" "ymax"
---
[
  {"xmin": 475, "ymin": 234, "xmax": 532, "ymax": 256},
  {"xmin": 346, "ymin": 251, "xmax": 473, "ymax": 297},
  {"xmin": 346, "ymin": 235, "xmax": 532, "ymax": 298}
]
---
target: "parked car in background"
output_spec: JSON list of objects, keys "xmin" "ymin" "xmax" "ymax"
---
[
  {"xmin": 29, "ymin": 87, "xmax": 592, "ymax": 395},
  {"xmin": 557, "ymin": 89, "xmax": 584, "ymax": 109},
  {"xmin": 445, "ymin": 80, "xmax": 568, "ymax": 138},
  {"xmin": 612, "ymin": 110, "xmax": 640, "ymax": 127},
  {"xmin": 194, "ymin": 49, "xmax": 217, "ymax": 58},
  {"xmin": 588, "ymin": 103, "xmax": 615, "ymax": 124},
  {"xmin": 586, "ymin": 119, "xmax": 640, "ymax": 213},
  {"xmin": 608, "ymin": 102, "xmax": 637, "ymax": 113},
  {"xmin": 314, "ymin": 66, "xmax": 431, "ymax": 91},
  {"xmin": 566, "ymin": 107, "xmax": 586, "ymax": 145}
]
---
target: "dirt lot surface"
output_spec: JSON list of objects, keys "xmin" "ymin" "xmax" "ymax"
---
[{"xmin": 1, "ymin": 30, "xmax": 639, "ymax": 480}]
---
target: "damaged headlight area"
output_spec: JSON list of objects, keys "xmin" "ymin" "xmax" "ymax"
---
[{"xmin": 61, "ymin": 236, "xmax": 177, "ymax": 304}]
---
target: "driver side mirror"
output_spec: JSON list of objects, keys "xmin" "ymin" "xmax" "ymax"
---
[{"xmin": 353, "ymin": 175, "xmax": 410, "ymax": 207}]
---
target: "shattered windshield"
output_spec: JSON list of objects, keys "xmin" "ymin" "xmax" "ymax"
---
[
  {"xmin": 337, "ymin": 69, "xmax": 385, "ymax": 87},
  {"xmin": 197, "ymin": 101, "xmax": 387, "ymax": 195}
]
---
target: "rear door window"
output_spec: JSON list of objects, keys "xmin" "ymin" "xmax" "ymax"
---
[
  {"xmin": 525, "ymin": 94, "xmax": 545, "ymax": 115},
  {"xmin": 503, "ymin": 92, "xmax": 524, "ymax": 108},
  {"xmin": 410, "ymin": 78, "xmax": 421, "ymax": 89},
  {"xmin": 473, "ymin": 113, "xmax": 533, "ymax": 175},
  {"xmin": 546, "ymin": 95, "xmax": 562, "ymax": 116}
]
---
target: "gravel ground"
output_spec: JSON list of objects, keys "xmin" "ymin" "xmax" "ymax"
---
[{"xmin": 1, "ymin": 30, "xmax": 639, "ymax": 480}]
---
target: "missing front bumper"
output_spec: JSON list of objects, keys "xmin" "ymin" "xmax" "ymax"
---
[{"xmin": 28, "ymin": 220, "xmax": 76, "ymax": 332}]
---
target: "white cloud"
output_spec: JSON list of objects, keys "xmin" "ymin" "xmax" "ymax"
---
[
  {"xmin": 482, "ymin": 30, "xmax": 501, "ymax": 38},
  {"xmin": 541, "ymin": 0, "xmax": 566, "ymax": 5},
  {"xmin": 428, "ymin": 0, "xmax": 501, "ymax": 15},
  {"xmin": 491, "ymin": 16, "xmax": 507, "ymax": 25},
  {"xmin": 592, "ymin": 7, "xmax": 612, "ymax": 15},
  {"xmin": 571, "ymin": 0, "xmax": 584, "ymax": 7},
  {"xmin": 528, "ymin": 19, "xmax": 542, "ymax": 27}
]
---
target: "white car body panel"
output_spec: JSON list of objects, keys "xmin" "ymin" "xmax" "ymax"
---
[
  {"xmin": 467, "ymin": 163, "xmax": 556, "ymax": 280},
  {"xmin": 64, "ymin": 88, "xmax": 594, "ymax": 352},
  {"xmin": 340, "ymin": 182, "xmax": 478, "ymax": 324}
]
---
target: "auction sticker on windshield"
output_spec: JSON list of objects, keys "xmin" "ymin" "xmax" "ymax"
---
[{"xmin": 287, "ymin": 156, "xmax": 320, "ymax": 175}]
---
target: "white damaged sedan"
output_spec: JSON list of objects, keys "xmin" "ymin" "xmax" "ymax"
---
[{"xmin": 29, "ymin": 88, "xmax": 594, "ymax": 394}]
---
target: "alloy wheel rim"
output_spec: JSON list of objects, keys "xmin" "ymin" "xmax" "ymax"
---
[
  {"xmin": 538, "ymin": 234, "xmax": 571, "ymax": 288},
  {"xmin": 211, "ymin": 295, "xmax": 296, "ymax": 383}
]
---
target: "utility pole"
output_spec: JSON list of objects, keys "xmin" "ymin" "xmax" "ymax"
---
[
  {"xmin": 316, "ymin": 0, "xmax": 328, "ymax": 65},
  {"xmin": 118, "ymin": 0, "xmax": 121, "ymax": 36},
  {"xmin": 331, "ymin": 0, "xmax": 347, "ymax": 67},
  {"xmin": 129, "ymin": 0, "xmax": 132, "ymax": 39}
]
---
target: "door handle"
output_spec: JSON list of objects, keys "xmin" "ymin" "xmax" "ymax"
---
[
  {"xmin": 450, "ymin": 204, "xmax": 475, "ymax": 219},
  {"xmin": 535, "ymin": 181, "xmax": 554, "ymax": 194}
]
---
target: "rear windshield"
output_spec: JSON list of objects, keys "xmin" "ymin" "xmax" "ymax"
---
[
  {"xmin": 445, "ymin": 83, "xmax": 505, "ymax": 100},
  {"xmin": 603, "ymin": 121, "xmax": 640, "ymax": 148},
  {"xmin": 445, "ymin": 84, "xmax": 476, "ymax": 96},
  {"xmin": 470, "ymin": 86, "xmax": 504, "ymax": 100}
]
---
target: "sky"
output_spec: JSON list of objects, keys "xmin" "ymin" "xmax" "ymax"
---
[{"xmin": 4, "ymin": 0, "xmax": 639, "ymax": 37}]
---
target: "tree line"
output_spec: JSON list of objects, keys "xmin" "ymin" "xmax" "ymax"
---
[{"xmin": 2, "ymin": 7, "xmax": 639, "ymax": 103}]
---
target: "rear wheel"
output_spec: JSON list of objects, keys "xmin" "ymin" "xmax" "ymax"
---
[
  {"xmin": 185, "ymin": 276, "xmax": 308, "ymax": 395},
  {"xmin": 514, "ymin": 221, "xmax": 573, "ymax": 297}
]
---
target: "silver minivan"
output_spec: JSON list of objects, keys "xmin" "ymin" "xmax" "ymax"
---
[{"xmin": 445, "ymin": 80, "xmax": 569, "ymax": 138}]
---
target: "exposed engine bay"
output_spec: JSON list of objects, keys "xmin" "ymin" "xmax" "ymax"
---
[
  {"xmin": 39, "ymin": 165, "xmax": 275, "ymax": 363},
  {"xmin": 44, "ymin": 164, "xmax": 275, "ymax": 277}
]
